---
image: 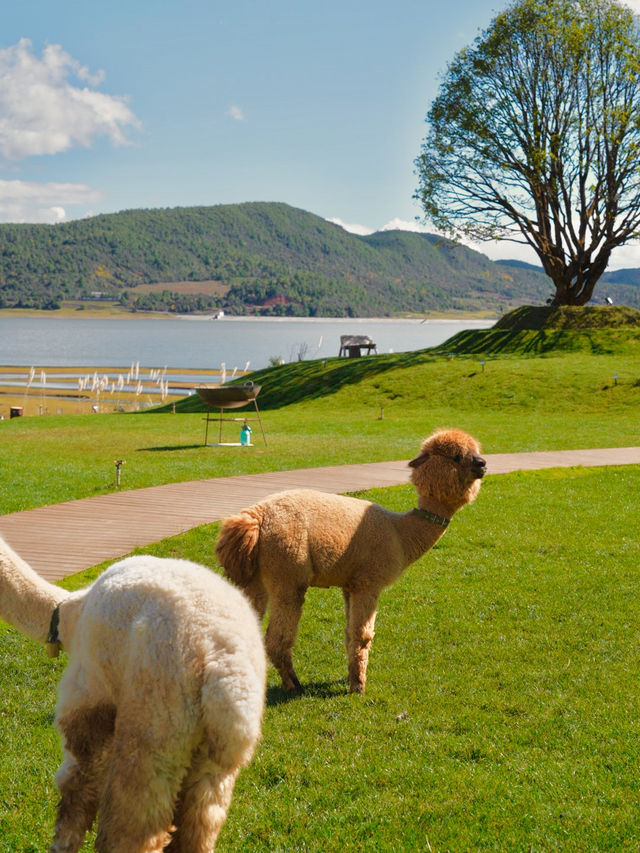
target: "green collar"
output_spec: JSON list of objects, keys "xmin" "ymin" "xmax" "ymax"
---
[{"xmin": 411, "ymin": 508, "xmax": 450, "ymax": 528}]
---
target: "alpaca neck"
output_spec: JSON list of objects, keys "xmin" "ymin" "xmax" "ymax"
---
[
  {"xmin": 393, "ymin": 499, "xmax": 453, "ymax": 568},
  {"xmin": 0, "ymin": 538, "xmax": 68, "ymax": 643},
  {"xmin": 417, "ymin": 494, "xmax": 458, "ymax": 519}
]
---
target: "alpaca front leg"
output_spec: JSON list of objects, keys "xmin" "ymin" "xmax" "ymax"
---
[
  {"xmin": 265, "ymin": 588, "xmax": 306, "ymax": 692},
  {"xmin": 346, "ymin": 592, "xmax": 379, "ymax": 694}
]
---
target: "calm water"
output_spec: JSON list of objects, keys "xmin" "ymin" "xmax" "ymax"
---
[{"xmin": 0, "ymin": 315, "xmax": 494, "ymax": 370}]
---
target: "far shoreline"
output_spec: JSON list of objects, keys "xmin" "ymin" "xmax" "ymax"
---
[{"xmin": 0, "ymin": 304, "xmax": 499, "ymax": 322}]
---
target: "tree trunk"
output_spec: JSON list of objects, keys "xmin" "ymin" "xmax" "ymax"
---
[{"xmin": 548, "ymin": 250, "xmax": 612, "ymax": 306}]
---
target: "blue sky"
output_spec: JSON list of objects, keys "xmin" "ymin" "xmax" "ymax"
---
[{"xmin": 2, "ymin": 0, "xmax": 640, "ymax": 267}]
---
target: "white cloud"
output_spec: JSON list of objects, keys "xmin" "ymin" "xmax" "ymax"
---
[
  {"xmin": 326, "ymin": 216, "xmax": 374, "ymax": 236},
  {"xmin": 379, "ymin": 217, "xmax": 430, "ymax": 234},
  {"xmin": 0, "ymin": 39, "xmax": 140, "ymax": 161},
  {"xmin": 0, "ymin": 179, "xmax": 104, "ymax": 223},
  {"xmin": 470, "ymin": 238, "xmax": 539, "ymax": 265},
  {"xmin": 328, "ymin": 216, "xmax": 431, "ymax": 236},
  {"xmin": 228, "ymin": 104, "xmax": 245, "ymax": 121},
  {"xmin": 623, "ymin": 0, "xmax": 640, "ymax": 14}
]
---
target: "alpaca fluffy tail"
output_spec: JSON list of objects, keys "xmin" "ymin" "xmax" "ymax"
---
[
  {"xmin": 216, "ymin": 506, "xmax": 263, "ymax": 588},
  {"xmin": 0, "ymin": 535, "xmax": 69, "ymax": 643}
]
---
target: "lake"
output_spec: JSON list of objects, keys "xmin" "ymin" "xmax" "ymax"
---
[{"xmin": 0, "ymin": 315, "xmax": 494, "ymax": 371}]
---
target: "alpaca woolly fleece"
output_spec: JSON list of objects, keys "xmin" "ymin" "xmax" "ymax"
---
[
  {"xmin": 216, "ymin": 428, "xmax": 486, "ymax": 694},
  {"xmin": 0, "ymin": 536, "xmax": 266, "ymax": 853}
]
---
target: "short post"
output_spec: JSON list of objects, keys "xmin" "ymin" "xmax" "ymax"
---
[{"xmin": 114, "ymin": 459, "xmax": 125, "ymax": 488}]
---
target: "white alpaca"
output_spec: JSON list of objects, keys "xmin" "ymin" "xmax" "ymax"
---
[{"xmin": 0, "ymin": 536, "xmax": 266, "ymax": 853}]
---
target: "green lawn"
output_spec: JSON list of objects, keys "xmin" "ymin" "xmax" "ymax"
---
[
  {"xmin": 1, "ymin": 333, "xmax": 639, "ymax": 850},
  {"xmin": 1, "ymin": 347, "xmax": 639, "ymax": 514},
  {"xmin": 1, "ymin": 467, "xmax": 638, "ymax": 851}
]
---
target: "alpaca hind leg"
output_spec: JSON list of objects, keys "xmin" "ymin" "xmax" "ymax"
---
[
  {"xmin": 50, "ymin": 703, "xmax": 116, "ymax": 853},
  {"xmin": 265, "ymin": 588, "xmax": 306, "ymax": 692},
  {"xmin": 243, "ymin": 572, "xmax": 268, "ymax": 621},
  {"xmin": 346, "ymin": 592, "xmax": 379, "ymax": 694},
  {"xmin": 166, "ymin": 749, "xmax": 239, "ymax": 852}
]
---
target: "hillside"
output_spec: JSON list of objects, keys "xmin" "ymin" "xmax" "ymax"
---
[
  {"xmin": 146, "ymin": 305, "xmax": 640, "ymax": 417},
  {"xmin": 0, "ymin": 201, "xmax": 638, "ymax": 315},
  {"xmin": 433, "ymin": 304, "xmax": 640, "ymax": 356}
]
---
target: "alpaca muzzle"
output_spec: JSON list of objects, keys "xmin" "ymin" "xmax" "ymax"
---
[{"xmin": 472, "ymin": 455, "xmax": 487, "ymax": 478}]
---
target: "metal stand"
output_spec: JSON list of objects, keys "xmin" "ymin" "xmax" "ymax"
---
[{"xmin": 203, "ymin": 399, "xmax": 267, "ymax": 446}]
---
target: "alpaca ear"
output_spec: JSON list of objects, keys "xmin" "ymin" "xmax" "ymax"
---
[{"xmin": 408, "ymin": 451, "xmax": 429, "ymax": 469}]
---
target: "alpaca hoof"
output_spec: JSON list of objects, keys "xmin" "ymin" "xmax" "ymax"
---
[
  {"xmin": 282, "ymin": 673, "xmax": 303, "ymax": 693},
  {"xmin": 348, "ymin": 682, "xmax": 365, "ymax": 695}
]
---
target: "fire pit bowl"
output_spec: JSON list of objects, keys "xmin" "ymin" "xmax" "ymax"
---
[{"xmin": 196, "ymin": 383, "xmax": 262, "ymax": 409}]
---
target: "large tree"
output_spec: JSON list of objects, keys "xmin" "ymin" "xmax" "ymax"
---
[{"xmin": 415, "ymin": 0, "xmax": 640, "ymax": 305}]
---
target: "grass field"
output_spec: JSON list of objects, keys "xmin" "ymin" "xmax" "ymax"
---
[
  {"xmin": 1, "ymin": 467, "xmax": 638, "ymax": 851},
  {"xmin": 0, "ymin": 321, "xmax": 639, "ymax": 850},
  {"xmin": 0, "ymin": 344, "xmax": 639, "ymax": 514}
]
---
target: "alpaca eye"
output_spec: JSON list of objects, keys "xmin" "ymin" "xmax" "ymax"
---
[{"xmin": 453, "ymin": 453, "xmax": 463, "ymax": 463}]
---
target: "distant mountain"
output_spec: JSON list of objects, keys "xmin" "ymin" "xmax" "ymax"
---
[
  {"xmin": 494, "ymin": 259, "xmax": 543, "ymax": 271},
  {"xmin": 0, "ymin": 201, "xmax": 637, "ymax": 315},
  {"xmin": 601, "ymin": 267, "xmax": 640, "ymax": 287}
]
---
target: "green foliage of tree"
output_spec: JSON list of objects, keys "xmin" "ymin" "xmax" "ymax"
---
[{"xmin": 416, "ymin": 0, "xmax": 640, "ymax": 306}]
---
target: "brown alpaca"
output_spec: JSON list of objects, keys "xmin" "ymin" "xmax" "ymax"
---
[{"xmin": 216, "ymin": 428, "xmax": 486, "ymax": 694}]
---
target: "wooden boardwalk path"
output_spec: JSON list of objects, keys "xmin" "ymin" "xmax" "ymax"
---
[{"xmin": 1, "ymin": 446, "xmax": 639, "ymax": 582}]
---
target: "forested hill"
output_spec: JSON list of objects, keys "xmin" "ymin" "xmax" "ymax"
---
[{"xmin": 0, "ymin": 201, "xmax": 637, "ymax": 315}]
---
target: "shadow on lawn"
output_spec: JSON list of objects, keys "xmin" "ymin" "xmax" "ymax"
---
[
  {"xmin": 137, "ymin": 444, "xmax": 205, "ymax": 451},
  {"xmin": 266, "ymin": 679, "xmax": 346, "ymax": 706}
]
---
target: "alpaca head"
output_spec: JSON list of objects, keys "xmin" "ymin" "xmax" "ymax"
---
[{"xmin": 408, "ymin": 428, "xmax": 486, "ymax": 513}]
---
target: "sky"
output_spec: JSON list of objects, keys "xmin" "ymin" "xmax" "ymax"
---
[{"xmin": 2, "ymin": 0, "xmax": 640, "ymax": 269}]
